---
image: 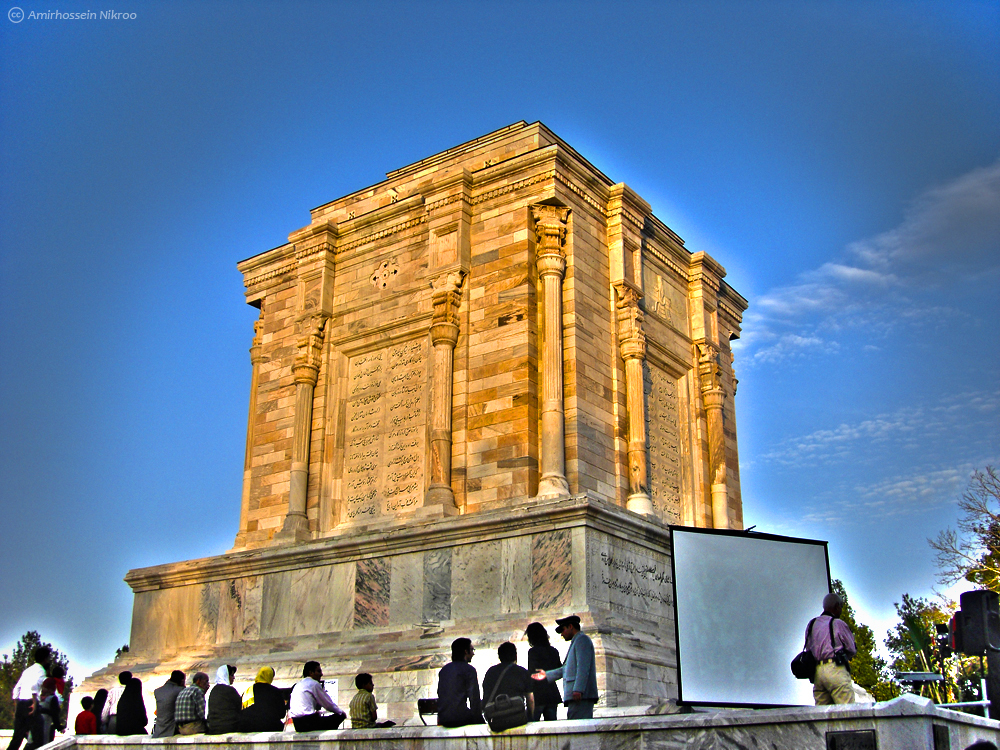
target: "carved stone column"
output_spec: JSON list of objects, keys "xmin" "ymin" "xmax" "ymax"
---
[
  {"xmin": 275, "ymin": 313, "xmax": 328, "ymax": 541},
  {"xmin": 697, "ymin": 340, "xmax": 728, "ymax": 529},
  {"xmin": 533, "ymin": 205, "xmax": 571, "ymax": 499},
  {"xmin": 614, "ymin": 282, "xmax": 653, "ymax": 515},
  {"xmin": 235, "ymin": 312, "xmax": 265, "ymax": 547},
  {"xmin": 424, "ymin": 270, "xmax": 464, "ymax": 514}
]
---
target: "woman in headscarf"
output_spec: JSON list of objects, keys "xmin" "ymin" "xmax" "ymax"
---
[
  {"xmin": 90, "ymin": 688, "xmax": 109, "ymax": 733},
  {"xmin": 206, "ymin": 665, "xmax": 241, "ymax": 734},
  {"xmin": 238, "ymin": 666, "xmax": 287, "ymax": 732},
  {"xmin": 115, "ymin": 678, "xmax": 148, "ymax": 735},
  {"xmin": 526, "ymin": 622, "xmax": 562, "ymax": 721}
]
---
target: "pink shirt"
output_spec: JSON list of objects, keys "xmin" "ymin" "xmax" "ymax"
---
[{"xmin": 806, "ymin": 615, "xmax": 857, "ymax": 661}]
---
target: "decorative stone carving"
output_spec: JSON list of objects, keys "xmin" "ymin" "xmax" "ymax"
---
[
  {"xmin": 645, "ymin": 365, "xmax": 682, "ymax": 524},
  {"xmin": 235, "ymin": 310, "xmax": 266, "ymax": 549},
  {"xmin": 614, "ymin": 281, "xmax": 652, "ymax": 516},
  {"xmin": 276, "ymin": 314, "xmax": 329, "ymax": 541},
  {"xmin": 532, "ymin": 205, "xmax": 571, "ymax": 500},
  {"xmin": 370, "ymin": 259, "xmax": 399, "ymax": 290},
  {"xmin": 425, "ymin": 271, "xmax": 465, "ymax": 513},
  {"xmin": 696, "ymin": 339, "xmax": 728, "ymax": 529},
  {"xmin": 344, "ymin": 339, "xmax": 428, "ymax": 521}
]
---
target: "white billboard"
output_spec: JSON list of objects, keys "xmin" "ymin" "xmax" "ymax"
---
[{"xmin": 670, "ymin": 527, "xmax": 830, "ymax": 707}]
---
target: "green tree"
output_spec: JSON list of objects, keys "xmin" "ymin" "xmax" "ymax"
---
[
  {"xmin": 929, "ymin": 466, "xmax": 1000, "ymax": 593},
  {"xmin": 831, "ymin": 580, "xmax": 899, "ymax": 701},
  {"xmin": 0, "ymin": 631, "xmax": 74, "ymax": 730},
  {"xmin": 884, "ymin": 594, "xmax": 980, "ymax": 705}
]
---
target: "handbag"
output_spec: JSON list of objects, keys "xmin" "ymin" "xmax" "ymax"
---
[
  {"xmin": 482, "ymin": 663, "xmax": 528, "ymax": 732},
  {"xmin": 790, "ymin": 618, "xmax": 818, "ymax": 680}
]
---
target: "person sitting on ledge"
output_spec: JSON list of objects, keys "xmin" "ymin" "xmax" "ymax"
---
[
  {"xmin": 348, "ymin": 673, "xmax": 395, "ymax": 729},
  {"xmin": 436, "ymin": 638, "xmax": 484, "ymax": 728},
  {"xmin": 174, "ymin": 672, "xmax": 209, "ymax": 735},
  {"xmin": 482, "ymin": 642, "xmax": 534, "ymax": 724},
  {"xmin": 289, "ymin": 661, "xmax": 346, "ymax": 732},
  {"xmin": 207, "ymin": 665, "xmax": 241, "ymax": 734},
  {"xmin": 74, "ymin": 696, "xmax": 98, "ymax": 735},
  {"xmin": 238, "ymin": 667, "xmax": 288, "ymax": 733},
  {"xmin": 151, "ymin": 670, "xmax": 185, "ymax": 738}
]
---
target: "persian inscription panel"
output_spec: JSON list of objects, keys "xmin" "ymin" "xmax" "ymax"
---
[
  {"xmin": 645, "ymin": 364, "xmax": 682, "ymax": 524},
  {"xmin": 344, "ymin": 338, "xmax": 427, "ymax": 521}
]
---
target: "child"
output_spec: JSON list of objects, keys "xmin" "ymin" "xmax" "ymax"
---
[
  {"xmin": 34, "ymin": 678, "xmax": 63, "ymax": 745},
  {"xmin": 347, "ymin": 674, "xmax": 394, "ymax": 729},
  {"xmin": 75, "ymin": 696, "xmax": 99, "ymax": 734}
]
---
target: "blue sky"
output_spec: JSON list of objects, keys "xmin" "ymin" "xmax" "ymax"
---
[{"xmin": 1, "ymin": 0, "xmax": 997, "ymax": 679}]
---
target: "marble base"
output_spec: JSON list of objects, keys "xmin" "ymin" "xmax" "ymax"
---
[
  {"xmin": 57, "ymin": 696, "xmax": 1000, "ymax": 750},
  {"xmin": 81, "ymin": 495, "xmax": 678, "ymax": 725}
]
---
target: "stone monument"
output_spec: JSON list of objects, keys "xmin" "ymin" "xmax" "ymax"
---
[{"xmin": 85, "ymin": 121, "xmax": 747, "ymax": 720}]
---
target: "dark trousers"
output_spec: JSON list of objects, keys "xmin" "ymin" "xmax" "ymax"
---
[
  {"xmin": 532, "ymin": 703, "xmax": 558, "ymax": 721},
  {"xmin": 437, "ymin": 707, "xmax": 484, "ymax": 728},
  {"xmin": 6, "ymin": 700, "xmax": 41, "ymax": 750},
  {"xmin": 566, "ymin": 700, "xmax": 594, "ymax": 720},
  {"xmin": 291, "ymin": 712, "xmax": 345, "ymax": 732}
]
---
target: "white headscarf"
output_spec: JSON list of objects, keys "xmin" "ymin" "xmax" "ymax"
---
[{"xmin": 214, "ymin": 665, "xmax": 232, "ymax": 686}]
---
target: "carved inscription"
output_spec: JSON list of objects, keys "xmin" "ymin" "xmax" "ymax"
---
[
  {"xmin": 600, "ymin": 551, "xmax": 673, "ymax": 607},
  {"xmin": 344, "ymin": 340, "xmax": 426, "ymax": 519},
  {"xmin": 645, "ymin": 364, "xmax": 682, "ymax": 524}
]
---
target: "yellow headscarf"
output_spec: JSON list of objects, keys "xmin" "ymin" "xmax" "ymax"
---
[{"xmin": 241, "ymin": 667, "xmax": 275, "ymax": 708}]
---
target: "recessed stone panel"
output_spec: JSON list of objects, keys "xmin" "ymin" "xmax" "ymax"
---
[
  {"xmin": 532, "ymin": 529, "xmax": 572, "ymax": 611},
  {"xmin": 389, "ymin": 551, "xmax": 424, "ymax": 626},
  {"xmin": 452, "ymin": 540, "xmax": 501, "ymax": 620},
  {"xmin": 344, "ymin": 339, "xmax": 427, "ymax": 522},
  {"xmin": 355, "ymin": 557, "xmax": 390, "ymax": 627},
  {"xmin": 260, "ymin": 563, "xmax": 355, "ymax": 637},
  {"xmin": 646, "ymin": 363, "xmax": 682, "ymax": 524},
  {"xmin": 587, "ymin": 529, "xmax": 673, "ymax": 622}
]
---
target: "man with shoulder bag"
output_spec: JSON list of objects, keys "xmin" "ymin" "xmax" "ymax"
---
[
  {"xmin": 481, "ymin": 643, "xmax": 532, "ymax": 731},
  {"xmin": 803, "ymin": 593, "xmax": 857, "ymax": 705}
]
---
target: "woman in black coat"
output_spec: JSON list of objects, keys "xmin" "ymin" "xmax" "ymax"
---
[
  {"xmin": 238, "ymin": 667, "xmax": 287, "ymax": 733},
  {"xmin": 207, "ymin": 665, "xmax": 242, "ymax": 734},
  {"xmin": 526, "ymin": 622, "xmax": 562, "ymax": 721},
  {"xmin": 115, "ymin": 678, "xmax": 147, "ymax": 735}
]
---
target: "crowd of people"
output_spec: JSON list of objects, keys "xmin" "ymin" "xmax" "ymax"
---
[
  {"xmin": 4, "ymin": 616, "xmax": 589, "ymax": 744},
  {"xmin": 436, "ymin": 614, "xmax": 597, "ymax": 727}
]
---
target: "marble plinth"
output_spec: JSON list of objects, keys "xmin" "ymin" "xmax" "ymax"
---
[
  {"xmin": 52, "ymin": 697, "xmax": 1000, "ymax": 750},
  {"xmin": 80, "ymin": 496, "xmax": 678, "ymax": 724}
]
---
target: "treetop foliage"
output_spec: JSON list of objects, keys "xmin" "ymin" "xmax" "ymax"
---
[
  {"xmin": 0, "ymin": 631, "xmax": 74, "ymax": 730},
  {"xmin": 929, "ymin": 466, "xmax": 1000, "ymax": 593}
]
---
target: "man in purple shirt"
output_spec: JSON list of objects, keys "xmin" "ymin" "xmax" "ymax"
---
[{"xmin": 805, "ymin": 593, "xmax": 858, "ymax": 704}]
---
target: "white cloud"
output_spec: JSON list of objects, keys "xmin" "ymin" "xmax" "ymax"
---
[
  {"xmin": 848, "ymin": 161, "xmax": 1000, "ymax": 277},
  {"xmin": 736, "ymin": 160, "xmax": 1000, "ymax": 364},
  {"xmin": 760, "ymin": 390, "xmax": 1000, "ymax": 468}
]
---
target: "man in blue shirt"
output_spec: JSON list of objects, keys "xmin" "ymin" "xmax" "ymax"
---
[
  {"xmin": 436, "ymin": 638, "xmax": 483, "ymax": 727},
  {"xmin": 531, "ymin": 615, "xmax": 598, "ymax": 719}
]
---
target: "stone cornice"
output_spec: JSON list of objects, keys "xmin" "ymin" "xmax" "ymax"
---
[{"xmin": 125, "ymin": 495, "xmax": 671, "ymax": 592}]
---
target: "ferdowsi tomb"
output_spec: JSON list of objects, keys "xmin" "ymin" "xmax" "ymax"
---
[{"xmin": 87, "ymin": 121, "xmax": 748, "ymax": 720}]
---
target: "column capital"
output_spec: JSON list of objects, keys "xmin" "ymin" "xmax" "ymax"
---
[
  {"xmin": 695, "ymin": 339, "xmax": 723, "ymax": 394},
  {"xmin": 614, "ymin": 281, "xmax": 647, "ymax": 361},
  {"xmin": 430, "ymin": 270, "xmax": 464, "ymax": 346},
  {"xmin": 293, "ymin": 313, "xmax": 328, "ymax": 386},
  {"xmin": 532, "ymin": 204, "xmax": 570, "ymax": 278},
  {"xmin": 249, "ymin": 317, "xmax": 265, "ymax": 366}
]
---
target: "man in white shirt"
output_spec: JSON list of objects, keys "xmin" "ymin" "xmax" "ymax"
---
[
  {"xmin": 289, "ymin": 661, "xmax": 346, "ymax": 732},
  {"xmin": 6, "ymin": 646, "xmax": 51, "ymax": 750}
]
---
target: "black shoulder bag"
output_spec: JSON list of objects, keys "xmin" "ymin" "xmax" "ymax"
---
[
  {"xmin": 790, "ymin": 617, "xmax": 818, "ymax": 680},
  {"xmin": 482, "ymin": 664, "xmax": 528, "ymax": 732}
]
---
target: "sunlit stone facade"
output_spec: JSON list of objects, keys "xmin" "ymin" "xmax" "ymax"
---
[{"xmin": 86, "ymin": 122, "xmax": 747, "ymax": 721}]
